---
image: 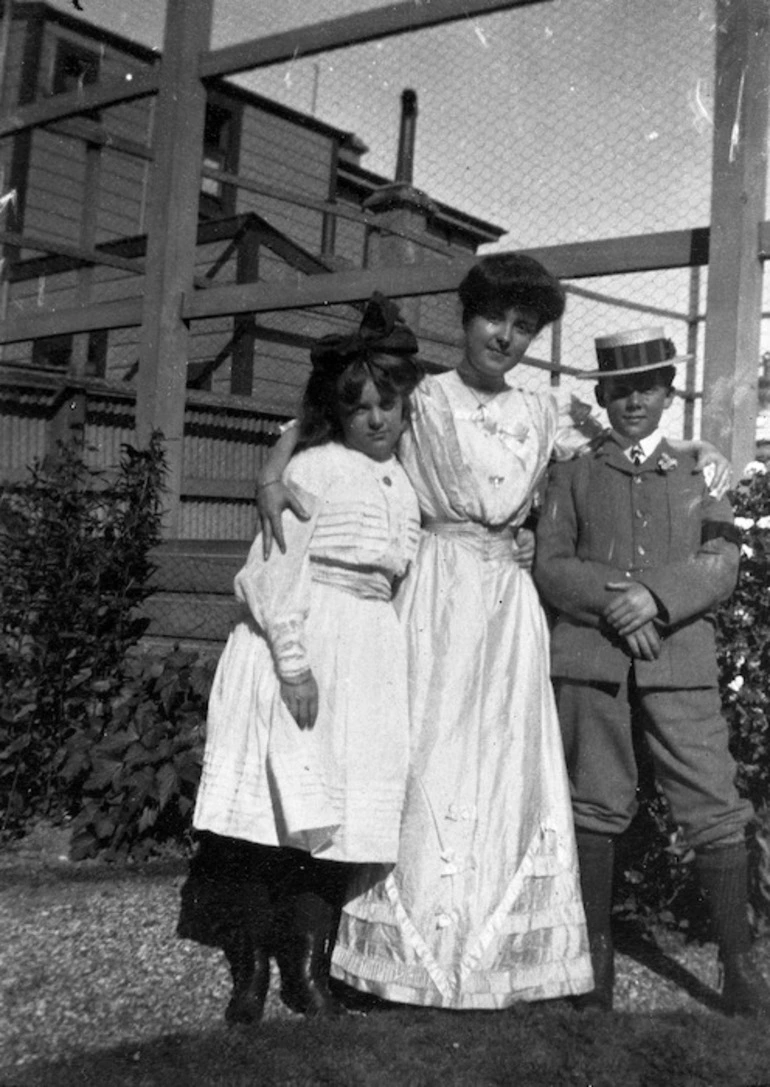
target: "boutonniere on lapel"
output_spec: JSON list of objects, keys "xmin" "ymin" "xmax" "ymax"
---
[{"xmin": 656, "ymin": 451, "xmax": 678, "ymax": 474}]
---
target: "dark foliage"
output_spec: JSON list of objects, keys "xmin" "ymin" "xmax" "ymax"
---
[
  {"xmin": 0, "ymin": 436, "xmax": 166, "ymax": 835},
  {"xmin": 62, "ymin": 647, "xmax": 215, "ymax": 861}
]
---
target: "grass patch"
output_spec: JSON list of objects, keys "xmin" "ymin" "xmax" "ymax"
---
[{"xmin": 8, "ymin": 1002, "xmax": 770, "ymax": 1087}]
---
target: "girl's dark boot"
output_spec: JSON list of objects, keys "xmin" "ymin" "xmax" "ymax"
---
[
  {"xmin": 223, "ymin": 928, "xmax": 271, "ymax": 1026},
  {"xmin": 696, "ymin": 842, "xmax": 770, "ymax": 1018},
  {"xmin": 277, "ymin": 890, "xmax": 348, "ymax": 1018},
  {"xmin": 178, "ymin": 835, "xmax": 277, "ymax": 1026},
  {"xmin": 573, "ymin": 829, "xmax": 616, "ymax": 1011}
]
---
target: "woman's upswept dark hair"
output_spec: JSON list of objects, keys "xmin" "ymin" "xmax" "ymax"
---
[
  {"xmin": 458, "ymin": 253, "xmax": 566, "ymax": 330},
  {"xmin": 297, "ymin": 293, "xmax": 423, "ymax": 451}
]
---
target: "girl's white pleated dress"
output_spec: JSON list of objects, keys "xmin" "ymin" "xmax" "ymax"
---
[{"xmin": 193, "ymin": 442, "xmax": 420, "ymax": 864}]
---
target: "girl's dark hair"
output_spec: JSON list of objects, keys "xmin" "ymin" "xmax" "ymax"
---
[
  {"xmin": 458, "ymin": 253, "xmax": 566, "ymax": 330},
  {"xmin": 296, "ymin": 352, "xmax": 424, "ymax": 451}
]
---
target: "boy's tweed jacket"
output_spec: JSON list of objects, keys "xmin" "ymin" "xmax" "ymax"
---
[{"xmin": 534, "ymin": 435, "xmax": 740, "ymax": 689}]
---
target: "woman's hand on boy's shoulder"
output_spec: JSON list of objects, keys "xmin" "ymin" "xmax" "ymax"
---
[
  {"xmin": 683, "ymin": 442, "xmax": 732, "ymax": 499},
  {"xmin": 664, "ymin": 439, "xmax": 731, "ymax": 499},
  {"xmin": 696, "ymin": 446, "xmax": 732, "ymax": 499}
]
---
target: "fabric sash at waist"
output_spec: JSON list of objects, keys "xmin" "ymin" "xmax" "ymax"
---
[
  {"xmin": 309, "ymin": 558, "xmax": 393, "ymax": 601},
  {"xmin": 422, "ymin": 518, "xmax": 516, "ymax": 562}
]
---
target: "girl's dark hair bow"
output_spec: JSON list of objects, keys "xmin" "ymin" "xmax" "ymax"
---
[{"xmin": 310, "ymin": 292, "xmax": 418, "ymax": 369}]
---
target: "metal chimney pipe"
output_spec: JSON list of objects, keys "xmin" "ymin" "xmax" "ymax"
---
[{"xmin": 395, "ymin": 88, "xmax": 417, "ymax": 184}]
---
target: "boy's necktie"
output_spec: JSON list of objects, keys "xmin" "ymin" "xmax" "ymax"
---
[{"xmin": 630, "ymin": 445, "xmax": 644, "ymax": 466}]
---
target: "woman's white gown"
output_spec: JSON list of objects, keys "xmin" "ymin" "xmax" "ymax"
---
[{"xmin": 331, "ymin": 371, "xmax": 594, "ymax": 1007}]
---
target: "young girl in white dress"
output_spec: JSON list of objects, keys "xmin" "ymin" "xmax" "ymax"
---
[{"xmin": 178, "ymin": 294, "xmax": 421, "ymax": 1025}]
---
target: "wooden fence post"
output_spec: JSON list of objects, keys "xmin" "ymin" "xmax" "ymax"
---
[
  {"xmin": 70, "ymin": 141, "xmax": 102, "ymax": 376},
  {"xmin": 702, "ymin": 0, "xmax": 770, "ymax": 472},
  {"xmin": 135, "ymin": 0, "xmax": 214, "ymax": 535}
]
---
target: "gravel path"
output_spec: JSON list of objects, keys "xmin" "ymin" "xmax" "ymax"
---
[{"xmin": 0, "ymin": 826, "xmax": 765, "ymax": 1080}]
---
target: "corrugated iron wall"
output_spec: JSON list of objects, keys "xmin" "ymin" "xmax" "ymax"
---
[{"xmin": 1, "ymin": 376, "xmax": 284, "ymax": 647}]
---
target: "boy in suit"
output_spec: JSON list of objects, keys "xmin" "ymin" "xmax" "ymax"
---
[{"xmin": 534, "ymin": 327, "xmax": 770, "ymax": 1015}]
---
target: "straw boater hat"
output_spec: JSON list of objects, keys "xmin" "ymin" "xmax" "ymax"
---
[{"xmin": 580, "ymin": 326, "xmax": 692, "ymax": 379}]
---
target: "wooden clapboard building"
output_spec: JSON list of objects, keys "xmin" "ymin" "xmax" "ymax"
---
[{"xmin": 0, "ymin": 2, "xmax": 503, "ymax": 644}]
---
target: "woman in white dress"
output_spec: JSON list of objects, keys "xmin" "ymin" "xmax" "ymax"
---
[
  {"xmin": 334, "ymin": 256, "xmax": 596, "ymax": 1008},
  {"xmin": 257, "ymin": 254, "xmax": 728, "ymax": 1010},
  {"xmin": 178, "ymin": 295, "xmax": 422, "ymax": 1024}
]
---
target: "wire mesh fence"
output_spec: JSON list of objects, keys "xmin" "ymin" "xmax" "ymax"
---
[
  {"xmin": 2, "ymin": 0, "xmax": 770, "ymax": 643},
  {"xmin": 232, "ymin": 0, "xmax": 727, "ymax": 422}
]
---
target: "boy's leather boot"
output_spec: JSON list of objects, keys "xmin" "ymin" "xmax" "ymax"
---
[{"xmin": 696, "ymin": 843, "xmax": 770, "ymax": 1018}]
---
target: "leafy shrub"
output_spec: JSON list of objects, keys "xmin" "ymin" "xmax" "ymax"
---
[
  {"xmin": 717, "ymin": 465, "xmax": 770, "ymax": 812},
  {"xmin": 614, "ymin": 460, "xmax": 770, "ymax": 936},
  {"xmin": 61, "ymin": 647, "xmax": 215, "ymax": 862},
  {"xmin": 0, "ymin": 436, "xmax": 165, "ymax": 834}
]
